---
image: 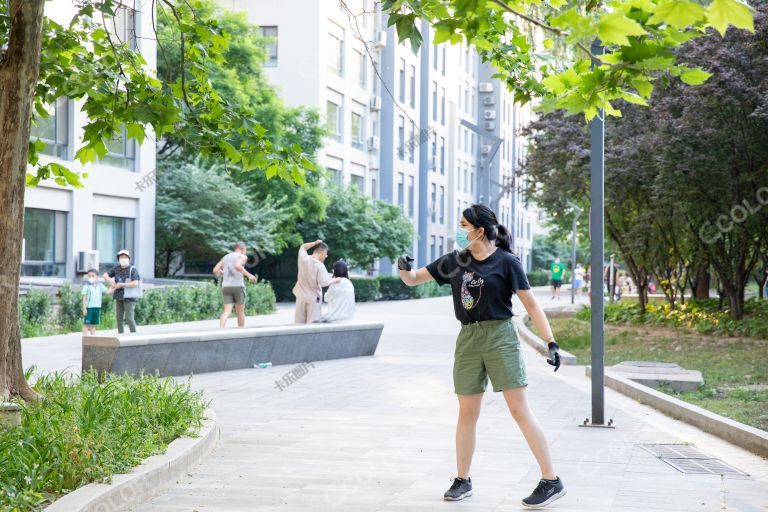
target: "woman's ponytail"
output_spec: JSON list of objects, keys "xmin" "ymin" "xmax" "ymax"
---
[{"xmin": 495, "ymin": 224, "xmax": 513, "ymax": 254}]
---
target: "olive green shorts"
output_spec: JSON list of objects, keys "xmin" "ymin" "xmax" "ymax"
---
[{"xmin": 453, "ymin": 317, "xmax": 527, "ymax": 394}]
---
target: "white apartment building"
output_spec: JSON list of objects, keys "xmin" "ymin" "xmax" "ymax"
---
[
  {"xmin": 23, "ymin": 1, "xmax": 156, "ymax": 280},
  {"xmin": 220, "ymin": 0, "xmax": 538, "ymax": 273}
]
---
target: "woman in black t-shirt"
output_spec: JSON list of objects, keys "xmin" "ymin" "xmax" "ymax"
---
[{"xmin": 398, "ymin": 204, "xmax": 566, "ymax": 509}]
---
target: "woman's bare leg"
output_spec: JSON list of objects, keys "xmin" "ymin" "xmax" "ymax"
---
[
  {"xmin": 455, "ymin": 393, "xmax": 483, "ymax": 478},
  {"xmin": 502, "ymin": 386, "xmax": 556, "ymax": 480}
]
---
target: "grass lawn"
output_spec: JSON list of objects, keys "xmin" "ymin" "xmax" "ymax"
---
[{"xmin": 532, "ymin": 316, "xmax": 768, "ymax": 431}]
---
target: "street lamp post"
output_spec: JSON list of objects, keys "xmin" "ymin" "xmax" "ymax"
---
[{"xmin": 582, "ymin": 38, "xmax": 613, "ymax": 428}]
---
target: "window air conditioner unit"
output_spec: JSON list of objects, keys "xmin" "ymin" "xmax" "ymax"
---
[
  {"xmin": 483, "ymin": 96, "xmax": 494, "ymax": 105},
  {"xmin": 481, "ymin": 144, "xmax": 492, "ymax": 155},
  {"xmin": 479, "ymin": 82, "xmax": 494, "ymax": 92},
  {"xmin": 373, "ymin": 30, "xmax": 387, "ymax": 48},
  {"xmin": 483, "ymin": 121, "xmax": 495, "ymax": 131},
  {"xmin": 483, "ymin": 110, "xmax": 496, "ymax": 120},
  {"xmin": 368, "ymin": 136, "xmax": 380, "ymax": 150},
  {"xmin": 370, "ymin": 95, "xmax": 382, "ymax": 111},
  {"xmin": 77, "ymin": 250, "xmax": 99, "ymax": 273}
]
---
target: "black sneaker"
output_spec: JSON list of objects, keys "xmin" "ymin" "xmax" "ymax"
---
[
  {"xmin": 443, "ymin": 476, "xmax": 473, "ymax": 501},
  {"xmin": 522, "ymin": 477, "xmax": 566, "ymax": 508}
]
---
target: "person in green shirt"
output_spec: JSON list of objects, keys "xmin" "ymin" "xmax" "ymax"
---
[
  {"xmin": 81, "ymin": 268, "xmax": 109, "ymax": 335},
  {"xmin": 550, "ymin": 257, "xmax": 566, "ymax": 300}
]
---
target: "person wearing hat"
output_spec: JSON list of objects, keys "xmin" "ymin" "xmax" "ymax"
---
[{"xmin": 103, "ymin": 249, "xmax": 141, "ymax": 333}]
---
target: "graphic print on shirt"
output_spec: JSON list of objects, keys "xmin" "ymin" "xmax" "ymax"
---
[{"xmin": 460, "ymin": 271, "xmax": 484, "ymax": 310}]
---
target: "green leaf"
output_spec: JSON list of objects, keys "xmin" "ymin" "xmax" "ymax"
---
[
  {"xmin": 433, "ymin": 24, "xmax": 452, "ymax": 45},
  {"xmin": 597, "ymin": 12, "xmax": 648, "ymax": 46},
  {"xmin": 542, "ymin": 75, "xmax": 566, "ymax": 95},
  {"xmin": 619, "ymin": 92, "xmax": 649, "ymax": 105},
  {"xmin": 679, "ymin": 67, "xmax": 712, "ymax": 85},
  {"xmin": 649, "ymin": 1, "xmax": 705, "ymax": 29},
  {"xmin": 705, "ymin": 0, "xmax": 754, "ymax": 36},
  {"xmin": 126, "ymin": 123, "xmax": 146, "ymax": 145},
  {"xmin": 75, "ymin": 147, "xmax": 96, "ymax": 165}
]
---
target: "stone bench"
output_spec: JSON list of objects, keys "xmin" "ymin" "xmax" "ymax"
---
[{"xmin": 82, "ymin": 322, "xmax": 384, "ymax": 377}]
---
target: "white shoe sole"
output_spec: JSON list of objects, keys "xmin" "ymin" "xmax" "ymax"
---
[
  {"xmin": 521, "ymin": 488, "xmax": 567, "ymax": 508},
  {"xmin": 444, "ymin": 490, "xmax": 473, "ymax": 501}
]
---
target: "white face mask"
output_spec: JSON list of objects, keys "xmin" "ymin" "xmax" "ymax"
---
[
  {"xmin": 119, "ymin": 258, "xmax": 130, "ymax": 267},
  {"xmin": 87, "ymin": 277, "xmax": 96, "ymax": 284}
]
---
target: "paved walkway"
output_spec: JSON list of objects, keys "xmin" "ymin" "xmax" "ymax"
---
[{"xmin": 22, "ymin": 290, "xmax": 768, "ymax": 511}]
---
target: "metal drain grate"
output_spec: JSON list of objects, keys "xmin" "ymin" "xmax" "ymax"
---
[{"xmin": 640, "ymin": 444, "xmax": 749, "ymax": 476}]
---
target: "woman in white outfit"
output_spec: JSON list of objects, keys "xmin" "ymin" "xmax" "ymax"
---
[{"xmin": 321, "ymin": 260, "xmax": 356, "ymax": 323}]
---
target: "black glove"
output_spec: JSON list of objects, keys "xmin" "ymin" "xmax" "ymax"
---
[
  {"xmin": 397, "ymin": 255, "xmax": 414, "ymax": 271},
  {"xmin": 547, "ymin": 341, "xmax": 561, "ymax": 372}
]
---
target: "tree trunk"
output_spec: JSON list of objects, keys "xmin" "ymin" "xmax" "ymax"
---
[
  {"xmin": 0, "ymin": 0, "xmax": 46, "ymax": 402},
  {"xmin": 694, "ymin": 267, "xmax": 710, "ymax": 299}
]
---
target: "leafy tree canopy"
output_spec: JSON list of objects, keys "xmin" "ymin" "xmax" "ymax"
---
[{"xmin": 384, "ymin": 0, "xmax": 755, "ymax": 120}]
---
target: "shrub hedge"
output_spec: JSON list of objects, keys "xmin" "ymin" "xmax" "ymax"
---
[
  {"xmin": 19, "ymin": 282, "xmax": 276, "ymax": 338},
  {"xmin": 577, "ymin": 298, "xmax": 768, "ymax": 339}
]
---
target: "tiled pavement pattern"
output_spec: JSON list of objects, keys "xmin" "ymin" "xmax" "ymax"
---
[{"xmin": 22, "ymin": 290, "xmax": 768, "ymax": 511}]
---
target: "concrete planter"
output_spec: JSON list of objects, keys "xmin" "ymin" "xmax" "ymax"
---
[{"xmin": 0, "ymin": 402, "xmax": 22, "ymax": 428}]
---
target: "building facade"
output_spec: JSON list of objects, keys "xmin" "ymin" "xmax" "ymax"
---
[
  {"xmin": 23, "ymin": 1, "xmax": 156, "ymax": 281},
  {"xmin": 220, "ymin": 0, "xmax": 537, "ymax": 273}
]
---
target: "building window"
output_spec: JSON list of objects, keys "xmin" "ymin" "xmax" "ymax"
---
[
  {"xmin": 408, "ymin": 175, "xmax": 415, "ymax": 217},
  {"xmin": 259, "ymin": 26, "xmax": 278, "ymax": 67},
  {"xmin": 94, "ymin": 215, "xmax": 135, "ymax": 272},
  {"xmin": 431, "ymin": 183, "xmax": 437, "ymax": 222},
  {"xmin": 30, "ymin": 97, "xmax": 69, "ymax": 159},
  {"xmin": 352, "ymin": 49, "xmax": 366, "ymax": 87},
  {"xmin": 430, "ymin": 236, "xmax": 436, "ymax": 261},
  {"xmin": 464, "ymin": 84, "xmax": 469, "ymax": 113},
  {"xmin": 326, "ymin": 100, "xmax": 342, "ymax": 142},
  {"xmin": 108, "ymin": 2, "xmax": 137, "ymax": 49},
  {"xmin": 398, "ymin": 115, "xmax": 405, "ymax": 160},
  {"xmin": 399, "ymin": 58, "xmax": 406, "ymax": 102},
  {"xmin": 463, "ymin": 129, "xmax": 468, "ymax": 153},
  {"xmin": 441, "ymin": 87, "xmax": 446, "ymax": 125},
  {"xmin": 439, "ymin": 235, "xmax": 444, "ymax": 255},
  {"xmin": 409, "ymin": 65, "xmax": 416, "ymax": 108},
  {"xmin": 100, "ymin": 125, "xmax": 136, "ymax": 171},
  {"xmin": 22, "ymin": 208, "xmax": 67, "ymax": 277},
  {"xmin": 432, "ymin": 81, "xmax": 437, "ymax": 121},
  {"xmin": 432, "ymin": 41, "xmax": 438, "ymax": 70},
  {"xmin": 351, "ymin": 174, "xmax": 365, "ymax": 193},
  {"xmin": 439, "ymin": 185, "xmax": 445, "ymax": 223},
  {"xmin": 441, "ymin": 46, "xmax": 446, "ymax": 75},
  {"xmin": 408, "ymin": 121, "xmax": 415, "ymax": 163},
  {"xmin": 397, "ymin": 172, "xmax": 405, "ymax": 211},
  {"xmin": 470, "ymin": 165, "xmax": 475, "ymax": 194},
  {"xmin": 439, "ymin": 137, "xmax": 445, "ymax": 174},
  {"xmin": 351, "ymin": 111, "xmax": 364, "ymax": 149},
  {"xmin": 464, "ymin": 163, "xmax": 469, "ymax": 192},
  {"xmin": 328, "ymin": 23, "xmax": 344, "ymax": 76},
  {"xmin": 471, "ymin": 89, "xmax": 476, "ymax": 116},
  {"xmin": 430, "ymin": 133, "xmax": 437, "ymax": 171},
  {"xmin": 371, "ymin": 177, "xmax": 378, "ymax": 198}
]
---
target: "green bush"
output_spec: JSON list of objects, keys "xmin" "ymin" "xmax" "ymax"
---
[
  {"xmin": 577, "ymin": 298, "xmax": 768, "ymax": 339},
  {"xmin": 378, "ymin": 275, "xmax": 411, "ymax": 300},
  {"xmin": 19, "ymin": 289, "xmax": 52, "ymax": 338},
  {"xmin": 245, "ymin": 281, "xmax": 277, "ymax": 315},
  {"xmin": 56, "ymin": 284, "xmax": 83, "ymax": 332},
  {"xmin": 0, "ymin": 369, "xmax": 208, "ymax": 510},
  {"xmin": 350, "ymin": 277, "xmax": 380, "ymax": 302},
  {"xmin": 417, "ymin": 279, "xmax": 453, "ymax": 298},
  {"xmin": 526, "ymin": 270, "xmax": 550, "ymax": 287}
]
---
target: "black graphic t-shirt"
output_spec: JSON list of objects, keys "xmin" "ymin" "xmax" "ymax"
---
[{"xmin": 425, "ymin": 248, "xmax": 531, "ymax": 324}]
